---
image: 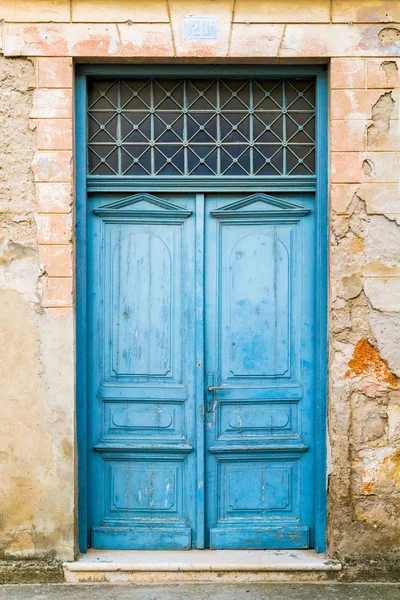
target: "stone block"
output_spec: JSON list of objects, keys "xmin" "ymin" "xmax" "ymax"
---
[
  {"xmin": 3, "ymin": 24, "xmax": 113, "ymax": 56},
  {"xmin": 332, "ymin": 0, "xmax": 400, "ymax": 23},
  {"xmin": 363, "ymin": 183, "xmax": 400, "ymax": 215},
  {"xmin": 351, "ymin": 397, "xmax": 386, "ymax": 447},
  {"xmin": 32, "ymin": 151, "xmax": 73, "ymax": 182},
  {"xmin": 331, "ymin": 58, "xmax": 366, "ymax": 90},
  {"xmin": 234, "ymin": 0, "xmax": 330, "ymax": 23},
  {"xmin": 3, "ymin": 23, "xmax": 173, "ymax": 57},
  {"xmin": 42, "ymin": 277, "xmax": 73, "ymax": 308},
  {"xmin": 35, "ymin": 183, "xmax": 72, "ymax": 213},
  {"xmin": 358, "ymin": 447, "xmax": 398, "ymax": 496},
  {"xmin": 340, "ymin": 274, "xmax": 363, "ymax": 300},
  {"xmin": 367, "ymin": 59, "xmax": 400, "ymax": 89},
  {"xmin": 35, "ymin": 214, "xmax": 72, "ymax": 245},
  {"xmin": 30, "ymin": 89, "xmax": 72, "ymax": 119},
  {"xmin": 331, "ymin": 89, "xmax": 385, "ymax": 120},
  {"xmin": 37, "ymin": 120, "xmax": 73, "ymax": 151},
  {"xmin": 39, "ymin": 245, "xmax": 73, "ymax": 277},
  {"xmin": 362, "ymin": 152, "xmax": 400, "ymax": 183},
  {"xmin": 0, "ymin": 0, "xmax": 70, "ymax": 22},
  {"xmin": 169, "ymin": 0, "xmax": 231, "ymax": 57},
  {"xmin": 364, "ymin": 261, "xmax": 400, "ymax": 277},
  {"xmin": 117, "ymin": 23, "xmax": 174, "ymax": 57},
  {"xmin": 280, "ymin": 24, "xmax": 400, "ymax": 57},
  {"xmin": 38, "ymin": 58, "xmax": 73, "ymax": 88},
  {"xmin": 331, "ymin": 184, "xmax": 362, "ymax": 213},
  {"xmin": 332, "ymin": 151, "xmax": 399, "ymax": 184},
  {"xmin": 331, "ymin": 120, "xmax": 367, "ymax": 152},
  {"xmin": 71, "ymin": 0, "xmax": 169, "ymax": 22},
  {"xmin": 229, "ymin": 24, "xmax": 284, "ymax": 57},
  {"xmin": 364, "ymin": 277, "xmax": 400, "ymax": 311},
  {"xmin": 368, "ymin": 119, "xmax": 400, "ymax": 152},
  {"xmin": 365, "ymin": 215, "xmax": 400, "ymax": 263},
  {"xmin": 331, "ymin": 152, "xmax": 364, "ymax": 183}
]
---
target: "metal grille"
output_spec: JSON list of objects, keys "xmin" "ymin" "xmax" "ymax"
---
[{"xmin": 87, "ymin": 78, "xmax": 316, "ymax": 177}]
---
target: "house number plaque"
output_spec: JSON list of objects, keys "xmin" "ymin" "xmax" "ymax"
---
[{"xmin": 184, "ymin": 15, "xmax": 218, "ymax": 40}]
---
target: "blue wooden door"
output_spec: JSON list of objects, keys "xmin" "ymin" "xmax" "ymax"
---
[
  {"xmin": 204, "ymin": 192, "xmax": 315, "ymax": 549},
  {"xmin": 87, "ymin": 190, "xmax": 315, "ymax": 550}
]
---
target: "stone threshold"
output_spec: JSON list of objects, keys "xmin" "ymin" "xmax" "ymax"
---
[{"xmin": 63, "ymin": 549, "xmax": 342, "ymax": 583}]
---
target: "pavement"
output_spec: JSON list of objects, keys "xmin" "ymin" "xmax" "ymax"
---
[{"xmin": 0, "ymin": 584, "xmax": 399, "ymax": 600}]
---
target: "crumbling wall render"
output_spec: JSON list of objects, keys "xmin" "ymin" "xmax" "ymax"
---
[
  {"xmin": 0, "ymin": 55, "xmax": 75, "ymax": 561},
  {"xmin": 330, "ymin": 57, "xmax": 400, "ymax": 559}
]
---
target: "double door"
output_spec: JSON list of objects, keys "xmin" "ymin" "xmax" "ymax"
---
[{"xmin": 87, "ymin": 190, "xmax": 315, "ymax": 550}]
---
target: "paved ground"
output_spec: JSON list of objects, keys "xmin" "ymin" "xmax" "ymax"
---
[{"xmin": 0, "ymin": 584, "xmax": 399, "ymax": 600}]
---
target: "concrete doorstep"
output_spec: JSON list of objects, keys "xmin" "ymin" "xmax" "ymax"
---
[{"xmin": 63, "ymin": 550, "xmax": 342, "ymax": 583}]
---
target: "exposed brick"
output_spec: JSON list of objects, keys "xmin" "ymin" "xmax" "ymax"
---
[
  {"xmin": 0, "ymin": 0, "xmax": 70, "ymax": 22},
  {"xmin": 37, "ymin": 120, "xmax": 73, "ymax": 151},
  {"xmin": 71, "ymin": 0, "xmax": 169, "ymax": 22},
  {"xmin": 30, "ymin": 89, "xmax": 72, "ymax": 119},
  {"xmin": 42, "ymin": 277, "xmax": 73, "ymax": 308},
  {"xmin": 169, "ymin": 0, "xmax": 232, "ymax": 57},
  {"xmin": 331, "ymin": 120, "xmax": 367, "ymax": 152},
  {"xmin": 32, "ymin": 151, "xmax": 73, "ymax": 182},
  {"xmin": 38, "ymin": 58, "xmax": 73, "ymax": 88},
  {"xmin": 331, "ymin": 89, "xmax": 385, "ymax": 120},
  {"xmin": 332, "ymin": 0, "xmax": 400, "ymax": 23},
  {"xmin": 234, "ymin": 0, "xmax": 330, "ymax": 23},
  {"xmin": 39, "ymin": 245, "xmax": 73, "ymax": 277},
  {"xmin": 36, "ymin": 183, "xmax": 72, "ymax": 213},
  {"xmin": 35, "ymin": 214, "xmax": 72, "ymax": 245},
  {"xmin": 367, "ymin": 59, "xmax": 400, "ymax": 89},
  {"xmin": 331, "ymin": 58, "xmax": 366, "ymax": 89},
  {"xmin": 230, "ymin": 24, "xmax": 284, "ymax": 57}
]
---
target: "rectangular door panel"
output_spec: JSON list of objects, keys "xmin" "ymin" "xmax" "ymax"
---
[
  {"xmin": 221, "ymin": 225, "xmax": 291, "ymax": 380},
  {"xmin": 205, "ymin": 192, "xmax": 315, "ymax": 549}
]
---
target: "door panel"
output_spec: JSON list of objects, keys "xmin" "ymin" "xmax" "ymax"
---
[
  {"xmin": 88, "ymin": 193, "xmax": 197, "ymax": 550},
  {"xmin": 205, "ymin": 193, "xmax": 315, "ymax": 549},
  {"xmin": 222, "ymin": 228, "xmax": 290, "ymax": 378}
]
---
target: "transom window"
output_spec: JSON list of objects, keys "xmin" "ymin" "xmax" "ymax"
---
[{"xmin": 87, "ymin": 78, "xmax": 316, "ymax": 177}]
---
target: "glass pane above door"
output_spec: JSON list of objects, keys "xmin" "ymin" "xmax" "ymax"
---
[{"xmin": 87, "ymin": 78, "xmax": 316, "ymax": 177}]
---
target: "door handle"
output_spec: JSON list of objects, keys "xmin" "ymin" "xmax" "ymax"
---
[
  {"xmin": 206, "ymin": 373, "xmax": 215, "ymax": 413},
  {"xmin": 206, "ymin": 374, "xmax": 226, "ymax": 413}
]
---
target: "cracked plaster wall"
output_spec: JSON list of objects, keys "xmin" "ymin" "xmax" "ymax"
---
[
  {"xmin": 0, "ymin": 55, "xmax": 75, "ymax": 561},
  {"xmin": 329, "ymin": 58, "xmax": 400, "ymax": 560}
]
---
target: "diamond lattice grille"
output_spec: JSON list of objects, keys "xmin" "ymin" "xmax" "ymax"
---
[{"xmin": 87, "ymin": 78, "xmax": 316, "ymax": 177}]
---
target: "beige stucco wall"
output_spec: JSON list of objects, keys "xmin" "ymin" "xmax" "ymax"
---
[
  {"xmin": 0, "ymin": 0, "xmax": 400, "ymax": 567},
  {"xmin": 0, "ymin": 55, "xmax": 75, "ymax": 561}
]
